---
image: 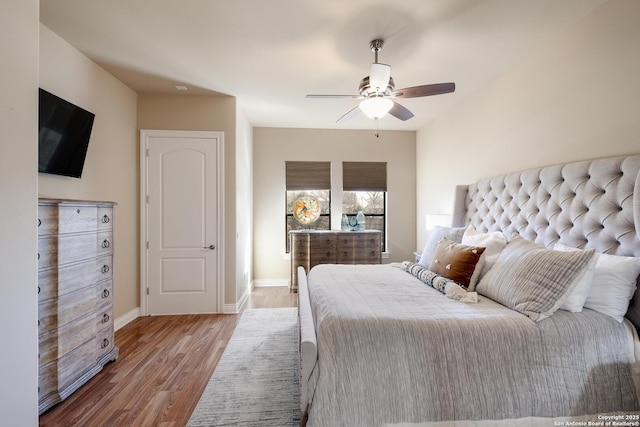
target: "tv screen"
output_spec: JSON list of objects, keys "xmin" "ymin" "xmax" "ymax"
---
[{"xmin": 38, "ymin": 88, "xmax": 95, "ymax": 178}]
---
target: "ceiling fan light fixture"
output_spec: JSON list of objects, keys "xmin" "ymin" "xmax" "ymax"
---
[{"xmin": 359, "ymin": 97, "xmax": 393, "ymax": 119}]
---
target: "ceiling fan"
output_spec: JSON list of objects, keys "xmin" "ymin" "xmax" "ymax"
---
[{"xmin": 306, "ymin": 39, "xmax": 455, "ymax": 123}]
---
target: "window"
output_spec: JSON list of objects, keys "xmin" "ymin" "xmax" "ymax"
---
[
  {"xmin": 342, "ymin": 162, "xmax": 387, "ymax": 252},
  {"xmin": 285, "ymin": 161, "xmax": 331, "ymax": 253}
]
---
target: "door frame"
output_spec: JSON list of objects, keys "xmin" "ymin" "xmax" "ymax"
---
[{"xmin": 139, "ymin": 129, "xmax": 225, "ymax": 316}]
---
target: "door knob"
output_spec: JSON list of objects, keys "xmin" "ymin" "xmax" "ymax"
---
[{"xmin": 204, "ymin": 244, "xmax": 216, "ymax": 250}]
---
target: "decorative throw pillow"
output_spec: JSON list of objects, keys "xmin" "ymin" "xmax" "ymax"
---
[
  {"xmin": 402, "ymin": 261, "xmax": 478, "ymax": 303},
  {"xmin": 555, "ymin": 243, "xmax": 640, "ymax": 322},
  {"xmin": 476, "ymin": 235, "xmax": 596, "ymax": 322},
  {"xmin": 418, "ymin": 226, "xmax": 465, "ymax": 268},
  {"xmin": 461, "ymin": 225, "xmax": 507, "ymax": 290},
  {"xmin": 429, "ymin": 238, "xmax": 486, "ymax": 289}
]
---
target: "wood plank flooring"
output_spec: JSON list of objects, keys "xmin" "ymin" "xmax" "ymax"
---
[{"xmin": 39, "ymin": 286, "xmax": 297, "ymax": 427}]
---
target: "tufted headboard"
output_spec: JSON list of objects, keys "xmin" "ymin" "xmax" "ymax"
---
[{"xmin": 451, "ymin": 155, "xmax": 640, "ymax": 328}]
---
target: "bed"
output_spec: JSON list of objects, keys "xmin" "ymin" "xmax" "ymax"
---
[{"xmin": 298, "ymin": 155, "xmax": 640, "ymax": 427}]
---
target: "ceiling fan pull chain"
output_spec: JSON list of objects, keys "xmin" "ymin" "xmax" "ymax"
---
[{"xmin": 374, "ymin": 118, "xmax": 380, "ymax": 138}]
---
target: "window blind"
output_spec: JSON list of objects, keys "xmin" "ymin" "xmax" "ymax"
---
[
  {"xmin": 342, "ymin": 162, "xmax": 387, "ymax": 191},
  {"xmin": 285, "ymin": 161, "xmax": 331, "ymax": 190}
]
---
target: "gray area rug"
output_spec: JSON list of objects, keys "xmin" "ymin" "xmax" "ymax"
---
[{"xmin": 188, "ymin": 307, "xmax": 300, "ymax": 427}]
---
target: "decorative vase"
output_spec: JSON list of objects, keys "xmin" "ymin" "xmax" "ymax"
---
[{"xmin": 356, "ymin": 211, "xmax": 365, "ymax": 231}]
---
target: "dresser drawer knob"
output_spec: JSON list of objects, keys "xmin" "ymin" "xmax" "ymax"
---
[
  {"xmin": 101, "ymin": 214, "xmax": 111, "ymax": 224},
  {"xmin": 77, "ymin": 209, "xmax": 81, "ymax": 214},
  {"xmin": 102, "ymin": 239, "xmax": 111, "ymax": 249},
  {"xmin": 370, "ymin": 251, "xmax": 375, "ymax": 256},
  {"xmin": 101, "ymin": 265, "xmax": 110, "ymax": 274},
  {"xmin": 38, "ymin": 319, "xmax": 40, "ymax": 327},
  {"xmin": 38, "ymin": 286, "xmax": 40, "ymax": 294},
  {"xmin": 102, "ymin": 289, "xmax": 110, "ymax": 298},
  {"xmin": 38, "ymin": 218, "xmax": 41, "ymax": 227},
  {"xmin": 101, "ymin": 338, "xmax": 110, "ymax": 349},
  {"xmin": 102, "ymin": 313, "xmax": 110, "ymax": 323},
  {"xmin": 37, "ymin": 252, "xmax": 40, "ymax": 260},
  {"xmin": 343, "ymin": 251, "xmax": 348, "ymax": 257},
  {"xmin": 326, "ymin": 252, "xmax": 331, "ymax": 257}
]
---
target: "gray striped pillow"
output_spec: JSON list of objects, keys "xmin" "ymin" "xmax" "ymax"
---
[{"xmin": 476, "ymin": 235, "xmax": 596, "ymax": 321}]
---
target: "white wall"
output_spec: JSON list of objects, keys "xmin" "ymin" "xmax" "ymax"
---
[
  {"xmin": 253, "ymin": 128, "xmax": 416, "ymax": 283},
  {"xmin": 38, "ymin": 25, "xmax": 139, "ymax": 320},
  {"xmin": 0, "ymin": 0, "xmax": 39, "ymax": 423},
  {"xmin": 236, "ymin": 106, "xmax": 254, "ymax": 306},
  {"xmin": 416, "ymin": 0, "xmax": 640, "ymax": 250}
]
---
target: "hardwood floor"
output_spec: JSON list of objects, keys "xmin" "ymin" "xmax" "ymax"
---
[{"xmin": 39, "ymin": 286, "xmax": 297, "ymax": 427}]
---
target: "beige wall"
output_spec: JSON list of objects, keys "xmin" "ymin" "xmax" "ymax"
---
[
  {"xmin": 137, "ymin": 94, "xmax": 243, "ymax": 308},
  {"xmin": 416, "ymin": 0, "xmax": 640, "ymax": 250},
  {"xmin": 38, "ymin": 25, "xmax": 139, "ymax": 319},
  {"xmin": 253, "ymin": 128, "xmax": 416, "ymax": 282},
  {"xmin": 0, "ymin": 0, "xmax": 39, "ymax": 422}
]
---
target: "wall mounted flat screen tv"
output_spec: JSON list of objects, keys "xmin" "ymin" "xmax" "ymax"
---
[{"xmin": 38, "ymin": 88, "xmax": 95, "ymax": 178}]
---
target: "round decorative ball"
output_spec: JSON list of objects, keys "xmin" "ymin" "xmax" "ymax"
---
[{"xmin": 293, "ymin": 196, "xmax": 321, "ymax": 225}]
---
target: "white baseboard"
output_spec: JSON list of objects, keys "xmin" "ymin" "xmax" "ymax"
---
[
  {"xmin": 224, "ymin": 284, "xmax": 252, "ymax": 314},
  {"xmin": 253, "ymin": 278, "xmax": 289, "ymax": 287},
  {"xmin": 115, "ymin": 307, "xmax": 141, "ymax": 332}
]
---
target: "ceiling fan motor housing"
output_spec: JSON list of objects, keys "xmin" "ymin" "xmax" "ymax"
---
[{"xmin": 359, "ymin": 76, "xmax": 395, "ymax": 97}]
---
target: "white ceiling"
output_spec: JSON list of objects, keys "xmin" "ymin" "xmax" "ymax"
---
[{"xmin": 39, "ymin": 0, "xmax": 605, "ymax": 131}]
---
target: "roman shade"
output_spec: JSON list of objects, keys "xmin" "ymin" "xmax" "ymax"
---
[
  {"xmin": 285, "ymin": 161, "xmax": 331, "ymax": 190},
  {"xmin": 342, "ymin": 162, "xmax": 387, "ymax": 191}
]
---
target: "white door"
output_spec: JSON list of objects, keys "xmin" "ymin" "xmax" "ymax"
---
[{"xmin": 141, "ymin": 130, "xmax": 223, "ymax": 315}]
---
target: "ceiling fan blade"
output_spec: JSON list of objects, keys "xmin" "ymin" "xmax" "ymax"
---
[
  {"xmin": 369, "ymin": 63, "xmax": 391, "ymax": 92},
  {"xmin": 306, "ymin": 94, "xmax": 361, "ymax": 99},
  {"xmin": 336, "ymin": 106, "xmax": 360, "ymax": 123},
  {"xmin": 393, "ymin": 82, "xmax": 455, "ymax": 99},
  {"xmin": 388, "ymin": 101, "xmax": 414, "ymax": 121}
]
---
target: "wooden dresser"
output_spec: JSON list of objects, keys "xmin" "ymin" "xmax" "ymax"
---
[
  {"xmin": 38, "ymin": 199, "xmax": 119, "ymax": 414},
  {"xmin": 289, "ymin": 230, "xmax": 382, "ymax": 290}
]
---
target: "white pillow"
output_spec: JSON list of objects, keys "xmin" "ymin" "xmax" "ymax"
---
[
  {"xmin": 552, "ymin": 243, "xmax": 595, "ymax": 312},
  {"xmin": 461, "ymin": 225, "xmax": 507, "ymax": 290},
  {"xmin": 418, "ymin": 226, "xmax": 465, "ymax": 268},
  {"xmin": 554, "ymin": 243, "xmax": 640, "ymax": 322}
]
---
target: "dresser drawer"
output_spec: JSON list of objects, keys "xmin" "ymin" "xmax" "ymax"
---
[
  {"xmin": 38, "ymin": 360, "xmax": 57, "ymax": 403},
  {"xmin": 39, "ymin": 313, "xmax": 95, "ymax": 365},
  {"xmin": 96, "ymin": 231, "xmax": 113, "ymax": 257},
  {"xmin": 57, "ymin": 339, "xmax": 100, "ymax": 391},
  {"xmin": 97, "ymin": 206, "xmax": 113, "ymax": 231},
  {"xmin": 96, "ymin": 255, "xmax": 113, "ymax": 282},
  {"xmin": 39, "ymin": 285, "xmax": 96, "ymax": 335},
  {"xmin": 357, "ymin": 248, "xmax": 382, "ymax": 264},
  {"xmin": 38, "ymin": 236, "xmax": 57, "ymax": 270},
  {"xmin": 96, "ymin": 279, "xmax": 113, "ymax": 306},
  {"xmin": 38, "ymin": 258, "xmax": 97, "ymax": 301},
  {"xmin": 38, "ymin": 204, "xmax": 58, "ymax": 236},
  {"xmin": 96, "ymin": 326, "xmax": 115, "ymax": 360},
  {"xmin": 58, "ymin": 232, "xmax": 98, "ymax": 265},
  {"xmin": 95, "ymin": 306, "xmax": 113, "ymax": 332},
  {"xmin": 58, "ymin": 205, "xmax": 98, "ymax": 234},
  {"xmin": 309, "ymin": 234, "xmax": 335, "ymax": 263}
]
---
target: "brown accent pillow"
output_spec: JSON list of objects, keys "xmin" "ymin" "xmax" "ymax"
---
[{"xmin": 429, "ymin": 238, "xmax": 486, "ymax": 288}]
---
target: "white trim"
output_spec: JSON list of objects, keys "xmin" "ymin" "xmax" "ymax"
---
[
  {"xmin": 253, "ymin": 278, "xmax": 290, "ymax": 287},
  {"xmin": 139, "ymin": 129, "xmax": 225, "ymax": 315},
  {"xmin": 223, "ymin": 283, "xmax": 252, "ymax": 314},
  {"xmin": 114, "ymin": 307, "xmax": 141, "ymax": 332}
]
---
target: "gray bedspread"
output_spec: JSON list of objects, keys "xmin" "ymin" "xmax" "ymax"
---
[{"xmin": 305, "ymin": 264, "xmax": 640, "ymax": 427}]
